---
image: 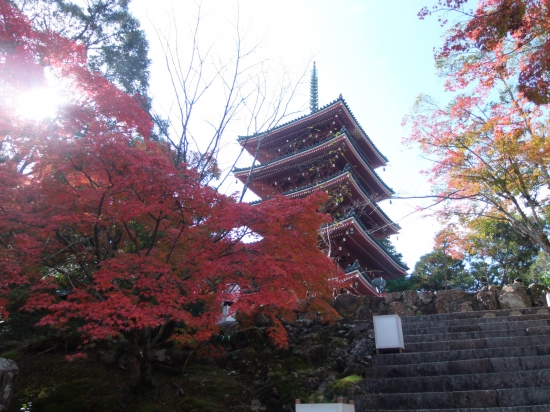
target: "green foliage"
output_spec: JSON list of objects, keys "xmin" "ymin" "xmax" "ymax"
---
[
  {"xmin": 330, "ymin": 375, "xmax": 363, "ymax": 390},
  {"xmin": 30, "ymin": 379, "xmax": 120, "ymax": 412},
  {"xmin": 410, "ymin": 249, "xmax": 474, "ymax": 292},
  {"xmin": 268, "ymin": 356, "xmax": 312, "ymax": 403},
  {"xmin": 378, "ymin": 237, "xmax": 407, "ymax": 268},
  {"xmin": 529, "ymin": 251, "xmax": 550, "ymax": 286},
  {"xmin": 464, "ymin": 220, "xmax": 540, "ymax": 286},
  {"xmin": 14, "ymin": 0, "xmax": 151, "ymax": 106},
  {"xmin": 464, "ymin": 260, "xmax": 501, "ymax": 289},
  {"xmin": 395, "ymin": 218, "xmax": 542, "ymax": 293},
  {"xmin": 393, "ymin": 220, "xmax": 542, "ymax": 291},
  {"xmin": 385, "ymin": 276, "xmax": 416, "ymax": 293},
  {"xmin": 0, "ymin": 286, "xmax": 49, "ymax": 342},
  {"xmin": 8, "ymin": 349, "xmax": 247, "ymax": 412}
]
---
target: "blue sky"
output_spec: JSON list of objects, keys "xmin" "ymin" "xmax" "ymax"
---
[{"xmin": 132, "ymin": 0, "xmax": 454, "ymax": 270}]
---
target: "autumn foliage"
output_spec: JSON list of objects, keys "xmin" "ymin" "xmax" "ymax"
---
[
  {"xmin": 420, "ymin": 0, "xmax": 550, "ymax": 104},
  {"xmin": 406, "ymin": 0, "xmax": 550, "ymax": 258},
  {"xmin": 0, "ymin": 1, "xmax": 340, "ymax": 384}
]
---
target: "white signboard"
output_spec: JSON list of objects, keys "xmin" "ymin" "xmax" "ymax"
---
[
  {"xmin": 296, "ymin": 404, "xmax": 355, "ymax": 412},
  {"xmin": 373, "ymin": 314, "xmax": 404, "ymax": 352}
]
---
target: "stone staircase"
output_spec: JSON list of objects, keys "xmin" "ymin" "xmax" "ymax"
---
[{"xmin": 355, "ymin": 307, "xmax": 550, "ymax": 411}]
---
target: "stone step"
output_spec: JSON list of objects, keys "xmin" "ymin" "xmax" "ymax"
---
[
  {"xmin": 368, "ymin": 354, "xmax": 550, "ymax": 378},
  {"xmin": 403, "ymin": 318, "xmax": 550, "ymax": 336},
  {"xmin": 402, "ymin": 312, "xmax": 550, "ymax": 332},
  {"xmin": 372, "ymin": 355, "xmax": 550, "ymax": 378},
  {"xmin": 364, "ymin": 308, "xmax": 550, "ymax": 410},
  {"xmin": 372, "ymin": 344, "xmax": 550, "ymax": 366},
  {"xmin": 355, "ymin": 386, "xmax": 550, "ymax": 410},
  {"xmin": 404, "ymin": 327, "xmax": 529, "ymax": 344},
  {"xmin": 405, "ymin": 333, "xmax": 550, "ymax": 353},
  {"xmin": 361, "ymin": 405, "xmax": 550, "ymax": 412},
  {"xmin": 401, "ymin": 307, "xmax": 549, "ymax": 324},
  {"xmin": 360, "ymin": 369, "xmax": 550, "ymax": 394}
]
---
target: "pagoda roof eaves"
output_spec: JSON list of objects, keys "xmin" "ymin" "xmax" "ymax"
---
[
  {"xmin": 335, "ymin": 269, "xmax": 379, "ymax": 296},
  {"xmin": 330, "ymin": 216, "xmax": 409, "ymax": 272},
  {"xmin": 282, "ymin": 167, "xmax": 400, "ymax": 231},
  {"xmin": 233, "ymin": 132, "xmax": 395, "ymax": 196},
  {"xmin": 237, "ymin": 95, "xmax": 389, "ymax": 163},
  {"xmin": 237, "ymin": 98, "xmax": 340, "ymax": 141},
  {"xmin": 344, "ymin": 131, "xmax": 394, "ymax": 195}
]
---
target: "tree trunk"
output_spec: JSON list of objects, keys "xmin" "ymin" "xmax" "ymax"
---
[
  {"xmin": 127, "ymin": 330, "xmax": 154, "ymax": 388},
  {"xmin": 139, "ymin": 357, "xmax": 154, "ymax": 388},
  {"xmin": 0, "ymin": 358, "xmax": 18, "ymax": 412}
]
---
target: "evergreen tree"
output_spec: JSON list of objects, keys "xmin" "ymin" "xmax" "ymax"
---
[
  {"xmin": 13, "ymin": 0, "xmax": 151, "ymax": 107},
  {"xmin": 378, "ymin": 237, "xmax": 407, "ymax": 268},
  {"xmin": 386, "ymin": 248, "xmax": 469, "ymax": 293},
  {"xmin": 465, "ymin": 220, "xmax": 540, "ymax": 286},
  {"xmin": 410, "ymin": 249, "xmax": 472, "ymax": 291},
  {"xmin": 385, "ymin": 275, "xmax": 416, "ymax": 293},
  {"xmin": 529, "ymin": 251, "xmax": 550, "ymax": 286}
]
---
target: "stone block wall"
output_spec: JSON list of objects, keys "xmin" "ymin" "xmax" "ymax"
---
[{"xmin": 334, "ymin": 283, "xmax": 549, "ymax": 320}]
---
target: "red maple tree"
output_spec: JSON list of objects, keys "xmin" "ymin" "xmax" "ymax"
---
[{"xmin": 0, "ymin": 1, "xmax": 340, "ymax": 385}]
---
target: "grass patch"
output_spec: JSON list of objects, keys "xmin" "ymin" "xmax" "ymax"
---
[{"xmin": 330, "ymin": 374, "xmax": 363, "ymax": 391}]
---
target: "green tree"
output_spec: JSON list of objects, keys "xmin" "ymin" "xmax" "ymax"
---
[
  {"xmin": 462, "ymin": 220, "xmax": 540, "ymax": 286},
  {"xmin": 410, "ymin": 249, "xmax": 472, "ymax": 291},
  {"xmin": 13, "ymin": 0, "xmax": 151, "ymax": 105},
  {"xmin": 529, "ymin": 251, "xmax": 550, "ymax": 286},
  {"xmin": 378, "ymin": 237, "xmax": 407, "ymax": 268},
  {"xmin": 385, "ymin": 275, "xmax": 416, "ymax": 293},
  {"xmin": 387, "ymin": 248, "xmax": 473, "ymax": 293},
  {"xmin": 465, "ymin": 260, "xmax": 501, "ymax": 290}
]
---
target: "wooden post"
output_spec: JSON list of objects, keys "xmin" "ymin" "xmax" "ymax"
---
[
  {"xmin": 337, "ymin": 397, "xmax": 344, "ymax": 403},
  {"xmin": 295, "ymin": 399, "xmax": 301, "ymax": 404}
]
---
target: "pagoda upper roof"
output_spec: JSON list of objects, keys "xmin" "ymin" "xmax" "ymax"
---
[
  {"xmin": 237, "ymin": 95, "xmax": 388, "ymax": 168},
  {"xmin": 233, "ymin": 131, "xmax": 394, "ymax": 199}
]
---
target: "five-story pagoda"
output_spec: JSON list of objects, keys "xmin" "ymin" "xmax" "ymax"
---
[{"xmin": 233, "ymin": 65, "xmax": 408, "ymax": 296}]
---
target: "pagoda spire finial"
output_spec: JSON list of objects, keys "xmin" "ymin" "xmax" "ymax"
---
[{"xmin": 310, "ymin": 61, "xmax": 319, "ymax": 113}]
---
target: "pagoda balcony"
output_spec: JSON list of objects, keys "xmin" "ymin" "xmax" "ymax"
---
[{"xmin": 234, "ymin": 131, "xmax": 394, "ymax": 200}]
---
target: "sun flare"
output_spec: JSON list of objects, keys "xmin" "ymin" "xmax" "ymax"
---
[{"xmin": 15, "ymin": 88, "xmax": 62, "ymax": 121}]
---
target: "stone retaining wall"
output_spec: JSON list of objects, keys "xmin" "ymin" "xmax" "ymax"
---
[{"xmin": 333, "ymin": 283, "xmax": 549, "ymax": 320}]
